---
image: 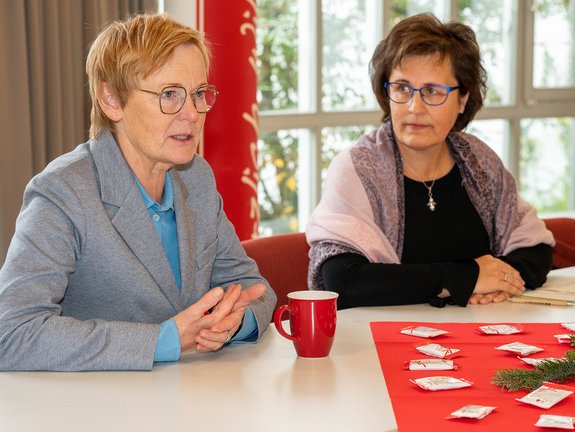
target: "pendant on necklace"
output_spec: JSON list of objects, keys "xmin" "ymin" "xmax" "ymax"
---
[{"xmin": 426, "ymin": 189, "xmax": 436, "ymax": 211}]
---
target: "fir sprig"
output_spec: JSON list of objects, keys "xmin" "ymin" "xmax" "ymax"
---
[
  {"xmin": 492, "ymin": 350, "xmax": 575, "ymax": 392},
  {"xmin": 491, "ymin": 368, "xmax": 544, "ymax": 392}
]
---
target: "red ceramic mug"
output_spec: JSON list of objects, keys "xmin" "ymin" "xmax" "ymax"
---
[{"xmin": 273, "ymin": 291, "xmax": 338, "ymax": 358}]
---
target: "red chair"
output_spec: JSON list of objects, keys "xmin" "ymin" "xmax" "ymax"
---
[
  {"xmin": 241, "ymin": 232, "xmax": 310, "ymax": 320},
  {"xmin": 543, "ymin": 217, "xmax": 575, "ymax": 269}
]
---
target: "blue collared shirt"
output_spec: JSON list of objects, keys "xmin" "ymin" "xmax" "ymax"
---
[{"xmin": 135, "ymin": 172, "xmax": 257, "ymax": 363}]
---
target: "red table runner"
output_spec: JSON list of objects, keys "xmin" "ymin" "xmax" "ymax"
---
[{"xmin": 370, "ymin": 322, "xmax": 575, "ymax": 432}]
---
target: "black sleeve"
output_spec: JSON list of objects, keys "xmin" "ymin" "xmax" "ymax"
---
[
  {"xmin": 499, "ymin": 243, "xmax": 553, "ymax": 289},
  {"xmin": 320, "ymin": 253, "xmax": 478, "ymax": 309}
]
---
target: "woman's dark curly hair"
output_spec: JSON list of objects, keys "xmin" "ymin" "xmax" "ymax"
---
[{"xmin": 369, "ymin": 13, "xmax": 487, "ymax": 131}]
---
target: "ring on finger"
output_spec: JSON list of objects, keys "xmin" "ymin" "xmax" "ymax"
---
[
  {"xmin": 224, "ymin": 330, "xmax": 233, "ymax": 343},
  {"xmin": 503, "ymin": 272, "xmax": 509, "ymax": 282}
]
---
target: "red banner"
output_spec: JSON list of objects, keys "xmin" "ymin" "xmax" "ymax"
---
[
  {"xmin": 202, "ymin": 0, "xmax": 259, "ymax": 240},
  {"xmin": 370, "ymin": 321, "xmax": 575, "ymax": 432}
]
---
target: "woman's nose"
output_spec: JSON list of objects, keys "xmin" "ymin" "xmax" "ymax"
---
[
  {"xmin": 407, "ymin": 90, "xmax": 427, "ymax": 112},
  {"xmin": 178, "ymin": 95, "xmax": 200, "ymax": 121}
]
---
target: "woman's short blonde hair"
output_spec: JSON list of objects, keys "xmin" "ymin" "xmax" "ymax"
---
[{"xmin": 86, "ymin": 13, "xmax": 211, "ymax": 138}]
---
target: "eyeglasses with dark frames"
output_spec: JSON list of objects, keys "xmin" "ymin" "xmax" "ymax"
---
[
  {"xmin": 138, "ymin": 85, "xmax": 218, "ymax": 114},
  {"xmin": 384, "ymin": 82, "xmax": 460, "ymax": 106}
]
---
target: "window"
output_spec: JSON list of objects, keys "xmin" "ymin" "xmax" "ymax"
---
[{"xmin": 257, "ymin": 0, "xmax": 575, "ymax": 236}]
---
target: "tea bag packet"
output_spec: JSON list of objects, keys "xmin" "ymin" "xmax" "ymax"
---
[
  {"xmin": 555, "ymin": 334, "xmax": 575, "ymax": 344},
  {"xmin": 410, "ymin": 376, "xmax": 472, "ymax": 391},
  {"xmin": 403, "ymin": 359, "xmax": 458, "ymax": 371},
  {"xmin": 476, "ymin": 324, "xmax": 523, "ymax": 335},
  {"xmin": 516, "ymin": 383, "xmax": 574, "ymax": 409},
  {"xmin": 519, "ymin": 356, "xmax": 561, "ymax": 367},
  {"xmin": 534, "ymin": 415, "xmax": 575, "ymax": 430},
  {"xmin": 415, "ymin": 343, "xmax": 460, "ymax": 359},
  {"xmin": 495, "ymin": 341, "xmax": 544, "ymax": 356},
  {"xmin": 561, "ymin": 322, "xmax": 575, "ymax": 332},
  {"xmin": 446, "ymin": 404, "xmax": 496, "ymax": 420},
  {"xmin": 400, "ymin": 325, "xmax": 448, "ymax": 338}
]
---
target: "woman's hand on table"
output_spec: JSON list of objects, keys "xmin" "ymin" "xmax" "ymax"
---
[
  {"xmin": 468, "ymin": 291, "xmax": 512, "ymax": 305},
  {"xmin": 172, "ymin": 286, "xmax": 225, "ymax": 353},
  {"xmin": 473, "ymin": 255, "xmax": 525, "ymax": 298},
  {"xmin": 196, "ymin": 283, "xmax": 266, "ymax": 352},
  {"xmin": 173, "ymin": 283, "xmax": 266, "ymax": 353}
]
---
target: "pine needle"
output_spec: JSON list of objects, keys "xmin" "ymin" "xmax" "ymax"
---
[
  {"xmin": 492, "ymin": 350, "xmax": 575, "ymax": 392},
  {"xmin": 492, "ymin": 368, "xmax": 544, "ymax": 392}
]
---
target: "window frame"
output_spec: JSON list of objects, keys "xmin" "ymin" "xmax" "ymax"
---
[{"xmin": 523, "ymin": 1, "xmax": 575, "ymax": 104}]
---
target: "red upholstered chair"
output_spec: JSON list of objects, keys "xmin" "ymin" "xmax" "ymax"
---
[
  {"xmin": 241, "ymin": 232, "xmax": 310, "ymax": 320},
  {"xmin": 543, "ymin": 217, "xmax": 575, "ymax": 269}
]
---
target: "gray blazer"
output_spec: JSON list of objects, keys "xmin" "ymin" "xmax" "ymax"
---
[{"xmin": 0, "ymin": 130, "xmax": 276, "ymax": 371}]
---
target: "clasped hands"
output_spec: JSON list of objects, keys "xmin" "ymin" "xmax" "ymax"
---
[
  {"xmin": 468, "ymin": 254, "xmax": 525, "ymax": 305},
  {"xmin": 173, "ymin": 283, "xmax": 266, "ymax": 353}
]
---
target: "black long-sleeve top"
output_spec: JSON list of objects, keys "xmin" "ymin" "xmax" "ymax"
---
[{"xmin": 320, "ymin": 166, "xmax": 553, "ymax": 309}]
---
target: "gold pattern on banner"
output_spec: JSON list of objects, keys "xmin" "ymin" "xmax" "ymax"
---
[
  {"xmin": 241, "ymin": 104, "xmax": 260, "ymax": 239},
  {"xmin": 240, "ymin": 12, "xmax": 256, "ymax": 36},
  {"xmin": 247, "ymin": 48, "xmax": 257, "ymax": 76},
  {"xmin": 241, "ymin": 141, "xmax": 260, "ymax": 238}
]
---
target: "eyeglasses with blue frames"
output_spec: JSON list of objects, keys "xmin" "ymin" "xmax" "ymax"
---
[
  {"xmin": 384, "ymin": 82, "xmax": 460, "ymax": 106},
  {"xmin": 138, "ymin": 85, "xmax": 218, "ymax": 114}
]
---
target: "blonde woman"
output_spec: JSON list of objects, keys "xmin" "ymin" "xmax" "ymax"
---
[{"xmin": 0, "ymin": 14, "xmax": 275, "ymax": 371}]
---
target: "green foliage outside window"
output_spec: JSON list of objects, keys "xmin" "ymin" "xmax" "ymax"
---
[{"xmin": 257, "ymin": 0, "xmax": 299, "ymax": 233}]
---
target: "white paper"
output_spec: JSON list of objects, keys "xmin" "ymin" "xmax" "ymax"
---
[
  {"xmin": 411, "ymin": 376, "xmax": 472, "ymax": 391},
  {"xmin": 406, "ymin": 359, "xmax": 455, "ymax": 370},
  {"xmin": 534, "ymin": 415, "xmax": 575, "ymax": 429},
  {"xmin": 478, "ymin": 324, "xmax": 522, "ymax": 335},
  {"xmin": 495, "ymin": 341, "xmax": 544, "ymax": 356},
  {"xmin": 521, "ymin": 274, "xmax": 575, "ymax": 302},
  {"xmin": 517, "ymin": 384, "xmax": 573, "ymax": 409},
  {"xmin": 400, "ymin": 326, "xmax": 448, "ymax": 338},
  {"xmin": 415, "ymin": 343, "xmax": 460, "ymax": 359},
  {"xmin": 449, "ymin": 404, "xmax": 496, "ymax": 420}
]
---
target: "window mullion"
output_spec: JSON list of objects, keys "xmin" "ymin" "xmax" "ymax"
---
[{"xmin": 312, "ymin": 0, "xmax": 322, "ymax": 209}]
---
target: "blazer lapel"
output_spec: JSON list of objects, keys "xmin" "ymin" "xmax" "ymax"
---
[
  {"xmin": 90, "ymin": 131, "xmax": 185, "ymax": 311},
  {"xmin": 112, "ymin": 187, "xmax": 185, "ymax": 310},
  {"xmin": 171, "ymin": 170, "xmax": 197, "ymax": 306}
]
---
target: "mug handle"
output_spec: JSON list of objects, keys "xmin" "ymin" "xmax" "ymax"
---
[{"xmin": 273, "ymin": 305, "xmax": 297, "ymax": 341}]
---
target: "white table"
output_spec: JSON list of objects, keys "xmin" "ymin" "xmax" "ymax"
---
[{"xmin": 1, "ymin": 268, "xmax": 574, "ymax": 432}]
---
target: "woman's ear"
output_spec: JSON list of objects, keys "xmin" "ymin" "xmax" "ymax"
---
[
  {"xmin": 97, "ymin": 82, "xmax": 123, "ymax": 121},
  {"xmin": 459, "ymin": 93, "xmax": 470, "ymax": 114}
]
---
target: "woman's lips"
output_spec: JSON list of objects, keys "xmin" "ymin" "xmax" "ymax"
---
[
  {"xmin": 404, "ymin": 123, "xmax": 429, "ymax": 132},
  {"xmin": 171, "ymin": 134, "xmax": 194, "ymax": 142}
]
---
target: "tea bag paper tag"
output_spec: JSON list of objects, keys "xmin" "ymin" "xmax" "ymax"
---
[
  {"xmin": 534, "ymin": 414, "xmax": 575, "ymax": 429},
  {"xmin": 516, "ymin": 382, "xmax": 574, "ymax": 409},
  {"xmin": 446, "ymin": 404, "xmax": 496, "ymax": 420},
  {"xmin": 518, "ymin": 356, "xmax": 561, "ymax": 367},
  {"xmin": 495, "ymin": 341, "xmax": 544, "ymax": 356},
  {"xmin": 476, "ymin": 324, "xmax": 523, "ymax": 335},
  {"xmin": 410, "ymin": 376, "xmax": 472, "ymax": 391},
  {"xmin": 400, "ymin": 325, "xmax": 448, "ymax": 338},
  {"xmin": 555, "ymin": 334, "xmax": 574, "ymax": 344},
  {"xmin": 403, "ymin": 359, "xmax": 458, "ymax": 371},
  {"xmin": 415, "ymin": 343, "xmax": 460, "ymax": 359}
]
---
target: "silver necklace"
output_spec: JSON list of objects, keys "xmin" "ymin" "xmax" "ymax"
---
[
  {"xmin": 421, "ymin": 178, "xmax": 437, "ymax": 211},
  {"xmin": 403, "ymin": 163, "xmax": 439, "ymax": 212}
]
